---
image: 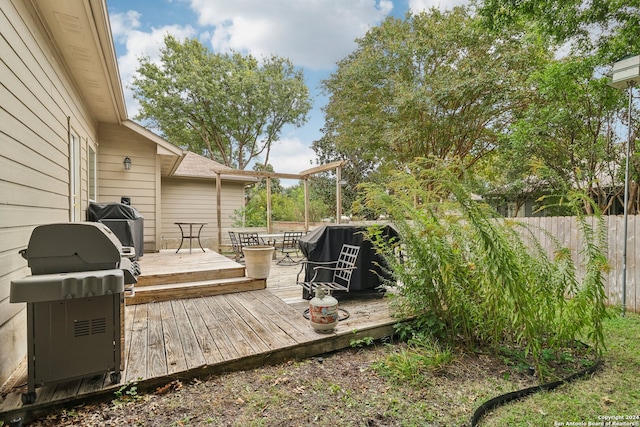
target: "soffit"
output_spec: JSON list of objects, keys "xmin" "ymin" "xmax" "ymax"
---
[{"xmin": 30, "ymin": 0, "xmax": 126, "ymax": 123}]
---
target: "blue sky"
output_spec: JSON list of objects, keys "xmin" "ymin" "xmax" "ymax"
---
[{"xmin": 106, "ymin": 0, "xmax": 467, "ymax": 182}]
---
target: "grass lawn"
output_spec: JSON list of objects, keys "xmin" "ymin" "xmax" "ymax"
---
[{"xmin": 485, "ymin": 310, "xmax": 640, "ymax": 426}]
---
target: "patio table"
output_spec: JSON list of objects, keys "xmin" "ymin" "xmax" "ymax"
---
[
  {"xmin": 175, "ymin": 222, "xmax": 207, "ymax": 254},
  {"xmin": 258, "ymin": 233, "xmax": 285, "ymax": 246}
]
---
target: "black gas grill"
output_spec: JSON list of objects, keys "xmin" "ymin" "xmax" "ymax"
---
[{"xmin": 10, "ymin": 222, "xmax": 138, "ymax": 405}]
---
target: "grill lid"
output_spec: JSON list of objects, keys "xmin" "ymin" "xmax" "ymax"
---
[{"xmin": 20, "ymin": 222, "xmax": 123, "ymax": 275}]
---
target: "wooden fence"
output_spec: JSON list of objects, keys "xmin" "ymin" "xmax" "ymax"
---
[{"xmin": 513, "ymin": 216, "xmax": 638, "ymax": 313}]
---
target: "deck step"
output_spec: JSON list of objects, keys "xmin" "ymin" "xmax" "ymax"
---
[
  {"xmin": 136, "ymin": 265, "xmax": 246, "ymax": 287},
  {"xmin": 126, "ymin": 277, "xmax": 266, "ymax": 305}
]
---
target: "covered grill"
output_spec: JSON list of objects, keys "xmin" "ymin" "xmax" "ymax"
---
[
  {"xmin": 88, "ymin": 202, "xmax": 144, "ymax": 260},
  {"xmin": 298, "ymin": 224, "xmax": 398, "ymax": 299},
  {"xmin": 10, "ymin": 222, "xmax": 139, "ymax": 405}
]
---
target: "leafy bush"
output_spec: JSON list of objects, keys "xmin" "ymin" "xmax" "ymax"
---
[{"xmin": 359, "ymin": 158, "xmax": 609, "ymax": 380}]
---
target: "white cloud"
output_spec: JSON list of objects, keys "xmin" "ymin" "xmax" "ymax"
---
[
  {"xmin": 264, "ymin": 136, "xmax": 317, "ymax": 176},
  {"xmin": 110, "ymin": 11, "xmax": 197, "ymax": 117},
  {"xmin": 188, "ymin": 0, "xmax": 393, "ymax": 69},
  {"xmin": 408, "ymin": 0, "xmax": 468, "ymax": 12}
]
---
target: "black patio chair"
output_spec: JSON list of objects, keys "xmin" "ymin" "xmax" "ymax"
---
[
  {"xmin": 237, "ymin": 232, "xmax": 265, "ymax": 247},
  {"xmin": 228, "ymin": 231, "xmax": 244, "ymax": 262},
  {"xmin": 277, "ymin": 231, "xmax": 304, "ymax": 265},
  {"xmin": 296, "ymin": 244, "xmax": 360, "ymax": 298}
]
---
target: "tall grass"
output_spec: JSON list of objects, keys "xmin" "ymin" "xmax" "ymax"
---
[{"xmin": 359, "ymin": 158, "xmax": 610, "ymax": 380}]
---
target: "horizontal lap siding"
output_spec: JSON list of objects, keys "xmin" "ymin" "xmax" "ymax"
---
[
  {"xmin": 161, "ymin": 178, "xmax": 245, "ymax": 248},
  {"xmin": 0, "ymin": 0, "xmax": 98, "ymax": 385},
  {"xmin": 97, "ymin": 124, "xmax": 158, "ymax": 252}
]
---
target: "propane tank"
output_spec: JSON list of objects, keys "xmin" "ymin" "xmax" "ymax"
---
[{"xmin": 309, "ymin": 285, "xmax": 338, "ymax": 333}]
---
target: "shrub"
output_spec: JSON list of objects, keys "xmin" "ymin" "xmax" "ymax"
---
[{"xmin": 359, "ymin": 157, "xmax": 609, "ymax": 380}]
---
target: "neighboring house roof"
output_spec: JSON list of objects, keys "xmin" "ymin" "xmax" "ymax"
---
[{"xmin": 172, "ymin": 152, "xmax": 258, "ymax": 183}]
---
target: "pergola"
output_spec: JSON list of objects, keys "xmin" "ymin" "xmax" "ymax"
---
[{"xmin": 208, "ymin": 160, "xmax": 346, "ymax": 251}]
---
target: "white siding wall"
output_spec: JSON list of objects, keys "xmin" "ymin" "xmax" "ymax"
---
[
  {"xmin": 0, "ymin": 1, "xmax": 98, "ymax": 385},
  {"xmin": 161, "ymin": 178, "xmax": 245, "ymax": 249},
  {"xmin": 97, "ymin": 124, "xmax": 158, "ymax": 252}
]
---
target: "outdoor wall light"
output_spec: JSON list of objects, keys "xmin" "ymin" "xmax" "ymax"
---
[{"xmin": 123, "ymin": 156, "xmax": 132, "ymax": 170}]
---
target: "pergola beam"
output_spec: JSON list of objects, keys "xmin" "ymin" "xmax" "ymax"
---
[
  {"xmin": 211, "ymin": 160, "xmax": 346, "ymax": 244},
  {"xmin": 299, "ymin": 160, "xmax": 345, "ymax": 177}
]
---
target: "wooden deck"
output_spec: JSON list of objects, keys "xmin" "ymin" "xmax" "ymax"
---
[{"xmin": 0, "ymin": 252, "xmax": 396, "ymax": 424}]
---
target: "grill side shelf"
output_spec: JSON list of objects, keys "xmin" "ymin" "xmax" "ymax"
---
[{"xmin": 10, "ymin": 269, "xmax": 125, "ymax": 303}]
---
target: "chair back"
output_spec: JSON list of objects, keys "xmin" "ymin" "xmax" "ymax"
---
[
  {"xmin": 238, "ymin": 232, "xmax": 262, "ymax": 246},
  {"xmin": 281, "ymin": 231, "xmax": 303, "ymax": 250},
  {"xmin": 332, "ymin": 244, "xmax": 360, "ymax": 290},
  {"xmin": 228, "ymin": 231, "xmax": 243, "ymax": 261},
  {"xmin": 229, "ymin": 231, "xmax": 240, "ymax": 249}
]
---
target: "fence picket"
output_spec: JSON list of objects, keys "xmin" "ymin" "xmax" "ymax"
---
[{"xmin": 512, "ymin": 215, "xmax": 639, "ymax": 312}]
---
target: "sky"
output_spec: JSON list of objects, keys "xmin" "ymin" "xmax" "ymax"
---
[{"xmin": 106, "ymin": 0, "xmax": 467, "ymax": 184}]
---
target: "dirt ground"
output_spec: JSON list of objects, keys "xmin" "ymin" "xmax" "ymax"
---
[{"xmin": 23, "ymin": 340, "xmax": 559, "ymax": 427}]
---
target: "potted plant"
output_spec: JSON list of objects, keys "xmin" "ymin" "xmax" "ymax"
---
[{"xmin": 243, "ymin": 245, "xmax": 275, "ymax": 278}]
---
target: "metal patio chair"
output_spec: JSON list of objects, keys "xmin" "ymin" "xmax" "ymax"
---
[
  {"xmin": 277, "ymin": 231, "xmax": 304, "ymax": 265},
  {"xmin": 228, "ymin": 231, "xmax": 244, "ymax": 262},
  {"xmin": 296, "ymin": 243, "xmax": 360, "ymax": 298},
  {"xmin": 237, "ymin": 232, "xmax": 265, "ymax": 247}
]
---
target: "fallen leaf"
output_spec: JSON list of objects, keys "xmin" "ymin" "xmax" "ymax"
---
[{"xmin": 602, "ymin": 396, "xmax": 615, "ymax": 405}]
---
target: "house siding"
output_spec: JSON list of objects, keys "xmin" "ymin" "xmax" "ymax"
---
[
  {"xmin": 0, "ymin": 0, "xmax": 98, "ymax": 385},
  {"xmin": 161, "ymin": 178, "xmax": 245, "ymax": 249},
  {"xmin": 97, "ymin": 124, "xmax": 158, "ymax": 252}
]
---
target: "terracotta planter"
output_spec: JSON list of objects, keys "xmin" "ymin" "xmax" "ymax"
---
[{"xmin": 243, "ymin": 245, "xmax": 275, "ymax": 279}]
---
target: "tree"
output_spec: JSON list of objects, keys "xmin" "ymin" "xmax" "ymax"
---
[
  {"xmin": 317, "ymin": 8, "xmax": 548, "ymax": 180},
  {"xmin": 478, "ymin": 0, "xmax": 640, "ymax": 62},
  {"xmin": 131, "ymin": 35, "xmax": 311, "ymax": 169},
  {"xmin": 481, "ymin": 56, "xmax": 627, "ymax": 214},
  {"xmin": 478, "ymin": 0, "xmax": 640, "ymax": 214}
]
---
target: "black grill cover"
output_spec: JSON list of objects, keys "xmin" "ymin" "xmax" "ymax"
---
[
  {"xmin": 298, "ymin": 224, "xmax": 398, "ymax": 296},
  {"xmin": 88, "ymin": 202, "xmax": 142, "ymax": 220},
  {"xmin": 88, "ymin": 203, "xmax": 144, "ymax": 259}
]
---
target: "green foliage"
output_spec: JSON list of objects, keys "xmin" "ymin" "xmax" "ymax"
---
[
  {"xmin": 478, "ymin": 0, "xmax": 640, "ymax": 62},
  {"xmin": 350, "ymin": 336, "xmax": 375, "ymax": 348},
  {"xmin": 131, "ymin": 35, "xmax": 311, "ymax": 169},
  {"xmin": 360, "ymin": 158, "xmax": 610, "ymax": 381},
  {"xmin": 232, "ymin": 181, "xmax": 332, "ymax": 226},
  {"xmin": 317, "ymin": 8, "xmax": 547, "ymax": 179},
  {"xmin": 486, "ymin": 56, "xmax": 628, "ymax": 214},
  {"xmin": 373, "ymin": 337, "xmax": 454, "ymax": 384},
  {"xmin": 113, "ymin": 379, "xmax": 142, "ymax": 405}
]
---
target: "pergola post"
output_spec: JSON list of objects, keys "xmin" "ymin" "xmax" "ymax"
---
[
  {"xmin": 216, "ymin": 172, "xmax": 222, "ymax": 253},
  {"xmin": 266, "ymin": 177, "xmax": 272, "ymax": 233},
  {"xmin": 336, "ymin": 165, "xmax": 342, "ymax": 224},
  {"xmin": 304, "ymin": 178, "xmax": 309, "ymax": 231}
]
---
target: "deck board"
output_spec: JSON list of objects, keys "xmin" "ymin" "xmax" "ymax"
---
[
  {"xmin": 125, "ymin": 304, "xmax": 149, "ymax": 382},
  {"xmin": 211, "ymin": 296, "xmax": 271, "ymax": 355},
  {"xmin": 159, "ymin": 301, "xmax": 187, "ymax": 375},
  {"xmin": 225, "ymin": 293, "xmax": 298, "ymax": 350},
  {"xmin": 233, "ymin": 291, "xmax": 314, "ymax": 342},
  {"xmin": 146, "ymin": 303, "xmax": 168, "ymax": 379},
  {"xmin": 191, "ymin": 298, "xmax": 239, "ymax": 361},
  {"xmin": 0, "ymin": 256, "xmax": 398, "ymax": 424},
  {"xmin": 200, "ymin": 296, "xmax": 254, "ymax": 358},
  {"xmin": 170, "ymin": 300, "xmax": 207, "ymax": 370},
  {"xmin": 181, "ymin": 298, "xmax": 224, "ymax": 365}
]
